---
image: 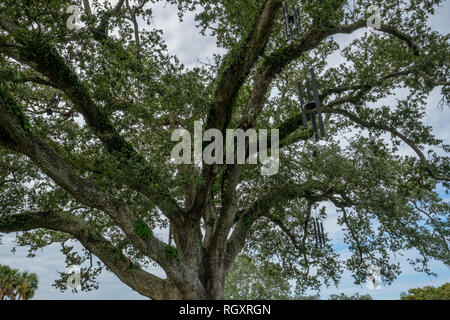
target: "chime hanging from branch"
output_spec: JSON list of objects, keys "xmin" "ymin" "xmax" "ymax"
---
[
  {"xmin": 282, "ymin": 1, "xmax": 302, "ymax": 43},
  {"xmin": 297, "ymin": 68, "xmax": 326, "ymax": 141},
  {"xmin": 312, "ymin": 218, "xmax": 319, "ymax": 246},
  {"xmin": 47, "ymin": 93, "xmax": 60, "ymax": 116},
  {"xmin": 312, "ymin": 218, "xmax": 325, "ymax": 247},
  {"xmin": 297, "ymin": 68, "xmax": 326, "ymax": 158}
]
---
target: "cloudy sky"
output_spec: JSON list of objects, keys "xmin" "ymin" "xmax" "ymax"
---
[{"xmin": 0, "ymin": 1, "xmax": 449, "ymax": 300}]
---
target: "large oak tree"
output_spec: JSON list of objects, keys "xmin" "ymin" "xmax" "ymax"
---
[{"xmin": 0, "ymin": 0, "xmax": 448, "ymax": 299}]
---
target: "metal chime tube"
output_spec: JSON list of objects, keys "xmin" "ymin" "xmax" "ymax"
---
[
  {"xmin": 293, "ymin": 6, "xmax": 302, "ymax": 39},
  {"xmin": 310, "ymin": 68, "xmax": 325, "ymax": 137},
  {"xmin": 305, "ymin": 82, "xmax": 320, "ymax": 140},
  {"xmin": 319, "ymin": 222, "xmax": 325, "ymax": 246},
  {"xmin": 282, "ymin": 1, "xmax": 291, "ymax": 42},
  {"xmin": 313, "ymin": 219, "xmax": 319, "ymax": 246},
  {"xmin": 310, "ymin": 111, "xmax": 319, "ymax": 142},
  {"xmin": 305, "ymin": 81, "xmax": 313, "ymax": 101},
  {"xmin": 297, "ymin": 82, "xmax": 308, "ymax": 129},
  {"xmin": 47, "ymin": 94, "xmax": 59, "ymax": 115},
  {"xmin": 50, "ymin": 94, "xmax": 58, "ymax": 106}
]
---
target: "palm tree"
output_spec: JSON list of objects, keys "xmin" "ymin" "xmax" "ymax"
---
[{"xmin": 0, "ymin": 265, "xmax": 38, "ymax": 300}]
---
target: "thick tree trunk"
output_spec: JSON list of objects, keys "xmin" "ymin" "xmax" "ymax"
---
[
  {"xmin": 187, "ymin": 271, "xmax": 226, "ymax": 300},
  {"xmin": 167, "ymin": 220, "xmax": 229, "ymax": 300},
  {"xmin": 206, "ymin": 276, "xmax": 226, "ymax": 300}
]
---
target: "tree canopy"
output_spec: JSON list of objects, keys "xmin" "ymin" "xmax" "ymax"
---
[{"xmin": 0, "ymin": 0, "xmax": 448, "ymax": 299}]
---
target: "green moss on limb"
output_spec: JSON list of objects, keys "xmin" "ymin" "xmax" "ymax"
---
[
  {"xmin": 165, "ymin": 245, "xmax": 178, "ymax": 262},
  {"xmin": 0, "ymin": 214, "xmax": 30, "ymax": 232},
  {"xmin": 134, "ymin": 219, "xmax": 152, "ymax": 241}
]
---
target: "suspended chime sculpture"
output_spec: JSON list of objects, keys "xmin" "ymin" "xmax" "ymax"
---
[
  {"xmin": 282, "ymin": 4, "xmax": 325, "ymax": 152},
  {"xmin": 297, "ymin": 68, "xmax": 325, "ymax": 141},
  {"xmin": 297, "ymin": 68, "xmax": 326, "ymax": 158},
  {"xmin": 312, "ymin": 218, "xmax": 325, "ymax": 247},
  {"xmin": 47, "ymin": 93, "xmax": 59, "ymax": 116},
  {"xmin": 282, "ymin": 1, "xmax": 302, "ymax": 42}
]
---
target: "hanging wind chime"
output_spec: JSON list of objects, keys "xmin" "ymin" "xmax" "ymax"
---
[
  {"xmin": 282, "ymin": 1, "xmax": 302, "ymax": 43},
  {"xmin": 312, "ymin": 218, "xmax": 325, "ymax": 248},
  {"xmin": 281, "ymin": 3, "xmax": 325, "ymax": 147},
  {"xmin": 297, "ymin": 68, "xmax": 326, "ymax": 157},
  {"xmin": 47, "ymin": 93, "xmax": 60, "ymax": 116}
]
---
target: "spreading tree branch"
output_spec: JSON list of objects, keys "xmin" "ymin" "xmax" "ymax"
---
[
  {"xmin": 0, "ymin": 12, "xmax": 183, "ymax": 221},
  {"xmin": 0, "ymin": 210, "xmax": 181, "ymax": 299},
  {"xmin": 191, "ymin": 0, "xmax": 284, "ymax": 219},
  {"xmin": 326, "ymin": 106, "xmax": 450, "ymax": 181}
]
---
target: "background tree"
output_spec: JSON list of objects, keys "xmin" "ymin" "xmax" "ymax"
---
[
  {"xmin": 0, "ymin": 0, "xmax": 448, "ymax": 299},
  {"xmin": 0, "ymin": 264, "xmax": 38, "ymax": 300},
  {"xmin": 225, "ymin": 254, "xmax": 372, "ymax": 300},
  {"xmin": 400, "ymin": 283, "xmax": 450, "ymax": 300},
  {"xmin": 225, "ymin": 254, "xmax": 291, "ymax": 299}
]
